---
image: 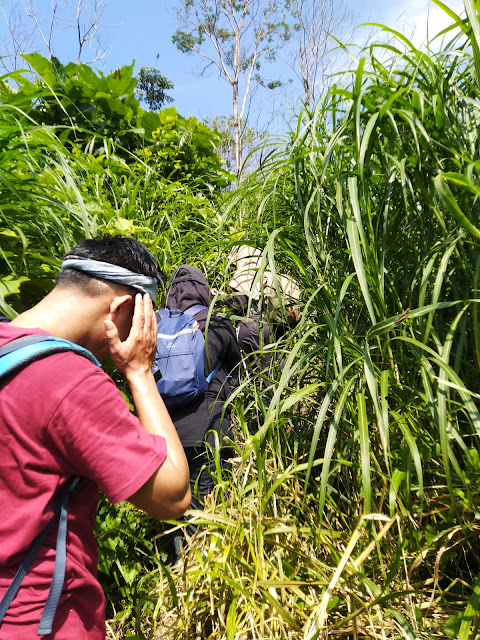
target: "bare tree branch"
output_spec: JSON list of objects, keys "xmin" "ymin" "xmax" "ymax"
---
[
  {"xmin": 24, "ymin": 0, "xmax": 57, "ymax": 59},
  {"xmin": 0, "ymin": 0, "xmax": 113, "ymax": 70},
  {"xmin": 71, "ymin": 0, "xmax": 111, "ymax": 64},
  {"xmin": 288, "ymin": 0, "xmax": 358, "ymax": 109},
  {"xmin": 0, "ymin": 4, "xmax": 36, "ymax": 72}
]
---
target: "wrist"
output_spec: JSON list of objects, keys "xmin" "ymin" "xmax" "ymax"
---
[{"xmin": 125, "ymin": 368, "xmax": 155, "ymax": 388}]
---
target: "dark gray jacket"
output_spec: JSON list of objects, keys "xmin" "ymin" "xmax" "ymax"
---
[{"xmin": 162, "ymin": 265, "xmax": 241, "ymax": 447}]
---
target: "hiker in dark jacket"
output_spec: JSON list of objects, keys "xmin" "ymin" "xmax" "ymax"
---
[
  {"xmin": 218, "ymin": 246, "xmax": 272, "ymax": 374},
  {"xmin": 161, "ymin": 265, "xmax": 241, "ymax": 555},
  {"xmin": 222, "ymin": 292, "xmax": 272, "ymax": 374}
]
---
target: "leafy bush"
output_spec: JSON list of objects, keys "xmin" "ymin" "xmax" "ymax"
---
[{"xmin": 0, "ymin": 55, "xmax": 232, "ymax": 314}]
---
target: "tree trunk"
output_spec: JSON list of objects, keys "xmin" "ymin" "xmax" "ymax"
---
[
  {"xmin": 303, "ymin": 76, "xmax": 311, "ymax": 111},
  {"xmin": 233, "ymin": 80, "xmax": 242, "ymax": 175}
]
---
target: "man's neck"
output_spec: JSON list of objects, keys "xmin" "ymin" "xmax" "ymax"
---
[{"xmin": 11, "ymin": 289, "xmax": 104, "ymax": 356}]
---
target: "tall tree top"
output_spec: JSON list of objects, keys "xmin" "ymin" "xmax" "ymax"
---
[{"xmin": 172, "ymin": 0, "xmax": 291, "ymax": 174}]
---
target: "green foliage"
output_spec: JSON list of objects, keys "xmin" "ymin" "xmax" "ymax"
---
[
  {"xmin": 137, "ymin": 107, "xmax": 232, "ymax": 190},
  {"xmin": 1, "ymin": 55, "xmax": 141, "ymax": 152},
  {"xmin": 0, "ymin": 56, "xmax": 231, "ymax": 314},
  {"xmin": 171, "ymin": 29, "xmax": 204, "ymax": 53},
  {"xmin": 136, "ymin": 67, "xmax": 174, "ymax": 111},
  {"xmin": 95, "ymin": 497, "xmax": 167, "ymax": 628},
  {"xmin": 203, "ymin": 115, "xmax": 264, "ymax": 172},
  {"xmin": 0, "ymin": 55, "xmax": 231, "ymax": 192},
  {"xmin": 4, "ymin": 3, "xmax": 480, "ymax": 639}
]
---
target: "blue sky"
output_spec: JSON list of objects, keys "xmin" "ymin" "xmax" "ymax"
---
[
  {"xmin": 94, "ymin": 0, "xmax": 465, "ymax": 120},
  {"xmin": 0, "ymin": 0, "xmax": 466, "ymax": 122}
]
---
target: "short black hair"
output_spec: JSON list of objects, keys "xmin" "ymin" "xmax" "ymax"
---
[{"xmin": 56, "ymin": 235, "xmax": 165, "ymax": 296}]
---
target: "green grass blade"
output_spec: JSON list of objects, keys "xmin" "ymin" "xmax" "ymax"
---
[
  {"xmin": 357, "ymin": 391, "xmax": 371, "ymax": 513},
  {"xmin": 434, "ymin": 174, "xmax": 480, "ymax": 239}
]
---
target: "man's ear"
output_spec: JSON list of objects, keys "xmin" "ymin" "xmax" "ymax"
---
[{"xmin": 110, "ymin": 294, "xmax": 133, "ymax": 319}]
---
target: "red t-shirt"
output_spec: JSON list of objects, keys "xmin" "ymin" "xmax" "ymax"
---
[{"xmin": 0, "ymin": 325, "xmax": 167, "ymax": 639}]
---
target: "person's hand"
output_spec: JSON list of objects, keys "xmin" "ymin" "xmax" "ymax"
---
[{"xmin": 104, "ymin": 293, "xmax": 157, "ymax": 381}]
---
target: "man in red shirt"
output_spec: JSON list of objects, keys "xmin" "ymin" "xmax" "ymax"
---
[{"xmin": 0, "ymin": 236, "xmax": 191, "ymax": 639}]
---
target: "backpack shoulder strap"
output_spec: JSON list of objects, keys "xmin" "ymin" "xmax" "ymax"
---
[
  {"xmin": 0, "ymin": 334, "xmax": 53, "ymax": 355},
  {"xmin": 205, "ymin": 359, "xmax": 222, "ymax": 384},
  {"xmin": 181, "ymin": 308, "xmax": 221, "ymax": 383},
  {"xmin": 156, "ymin": 308, "xmax": 186, "ymax": 321},
  {"xmin": 183, "ymin": 305, "xmax": 207, "ymax": 317},
  {"xmin": 0, "ymin": 336, "xmax": 100, "ymax": 634},
  {"xmin": 155, "ymin": 308, "xmax": 169, "ymax": 321},
  {"xmin": 0, "ymin": 476, "xmax": 81, "ymax": 635},
  {"xmin": 0, "ymin": 335, "xmax": 100, "ymax": 383}
]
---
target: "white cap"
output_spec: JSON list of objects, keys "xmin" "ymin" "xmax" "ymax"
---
[{"xmin": 228, "ymin": 245, "xmax": 301, "ymax": 322}]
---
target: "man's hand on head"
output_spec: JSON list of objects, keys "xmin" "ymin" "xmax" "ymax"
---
[{"xmin": 104, "ymin": 293, "xmax": 157, "ymax": 381}]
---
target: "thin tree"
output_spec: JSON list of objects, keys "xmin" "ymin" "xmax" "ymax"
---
[
  {"xmin": 0, "ymin": 0, "xmax": 112, "ymax": 71},
  {"xmin": 288, "ymin": 0, "xmax": 356, "ymax": 110},
  {"xmin": 172, "ymin": 0, "xmax": 291, "ymax": 175}
]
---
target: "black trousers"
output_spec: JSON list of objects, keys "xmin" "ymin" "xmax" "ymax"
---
[
  {"xmin": 170, "ymin": 446, "xmax": 231, "ymax": 563},
  {"xmin": 182, "ymin": 446, "xmax": 232, "ymax": 537}
]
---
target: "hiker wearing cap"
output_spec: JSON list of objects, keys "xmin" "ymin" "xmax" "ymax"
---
[
  {"xmin": 155, "ymin": 265, "xmax": 241, "ymax": 561},
  {"xmin": 229, "ymin": 246, "xmax": 301, "ymax": 326},
  {"xmin": 0, "ymin": 236, "xmax": 190, "ymax": 639},
  {"xmin": 218, "ymin": 246, "xmax": 301, "ymax": 380},
  {"xmin": 224, "ymin": 246, "xmax": 272, "ymax": 373}
]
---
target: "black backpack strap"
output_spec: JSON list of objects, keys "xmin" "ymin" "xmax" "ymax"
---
[{"xmin": 182, "ymin": 307, "xmax": 222, "ymax": 382}]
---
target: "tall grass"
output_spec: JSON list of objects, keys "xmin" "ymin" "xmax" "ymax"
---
[
  {"xmin": 2, "ymin": 3, "xmax": 480, "ymax": 638},
  {"xmin": 147, "ymin": 3, "xmax": 480, "ymax": 639}
]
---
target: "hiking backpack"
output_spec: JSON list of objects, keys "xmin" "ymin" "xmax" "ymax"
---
[
  {"xmin": 0, "ymin": 333, "xmax": 100, "ymax": 636},
  {"xmin": 152, "ymin": 305, "xmax": 221, "ymax": 406}
]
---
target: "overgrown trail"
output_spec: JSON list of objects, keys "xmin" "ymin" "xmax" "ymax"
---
[{"xmin": 1, "ymin": 3, "xmax": 480, "ymax": 637}]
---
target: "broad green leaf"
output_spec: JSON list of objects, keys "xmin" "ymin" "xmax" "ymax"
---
[{"xmin": 0, "ymin": 275, "xmax": 29, "ymax": 298}]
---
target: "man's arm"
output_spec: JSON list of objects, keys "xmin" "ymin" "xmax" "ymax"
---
[
  {"xmin": 126, "ymin": 371, "xmax": 191, "ymax": 519},
  {"xmin": 105, "ymin": 293, "xmax": 190, "ymax": 520}
]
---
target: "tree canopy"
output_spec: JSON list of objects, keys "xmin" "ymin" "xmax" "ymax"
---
[
  {"xmin": 172, "ymin": 0, "xmax": 291, "ymax": 174},
  {"xmin": 136, "ymin": 67, "xmax": 174, "ymax": 111}
]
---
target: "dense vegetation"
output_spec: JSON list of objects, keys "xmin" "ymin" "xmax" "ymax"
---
[{"xmin": 1, "ymin": 2, "xmax": 480, "ymax": 638}]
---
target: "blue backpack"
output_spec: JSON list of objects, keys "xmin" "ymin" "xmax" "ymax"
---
[
  {"xmin": 152, "ymin": 305, "xmax": 221, "ymax": 406},
  {"xmin": 0, "ymin": 334, "xmax": 100, "ymax": 636}
]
